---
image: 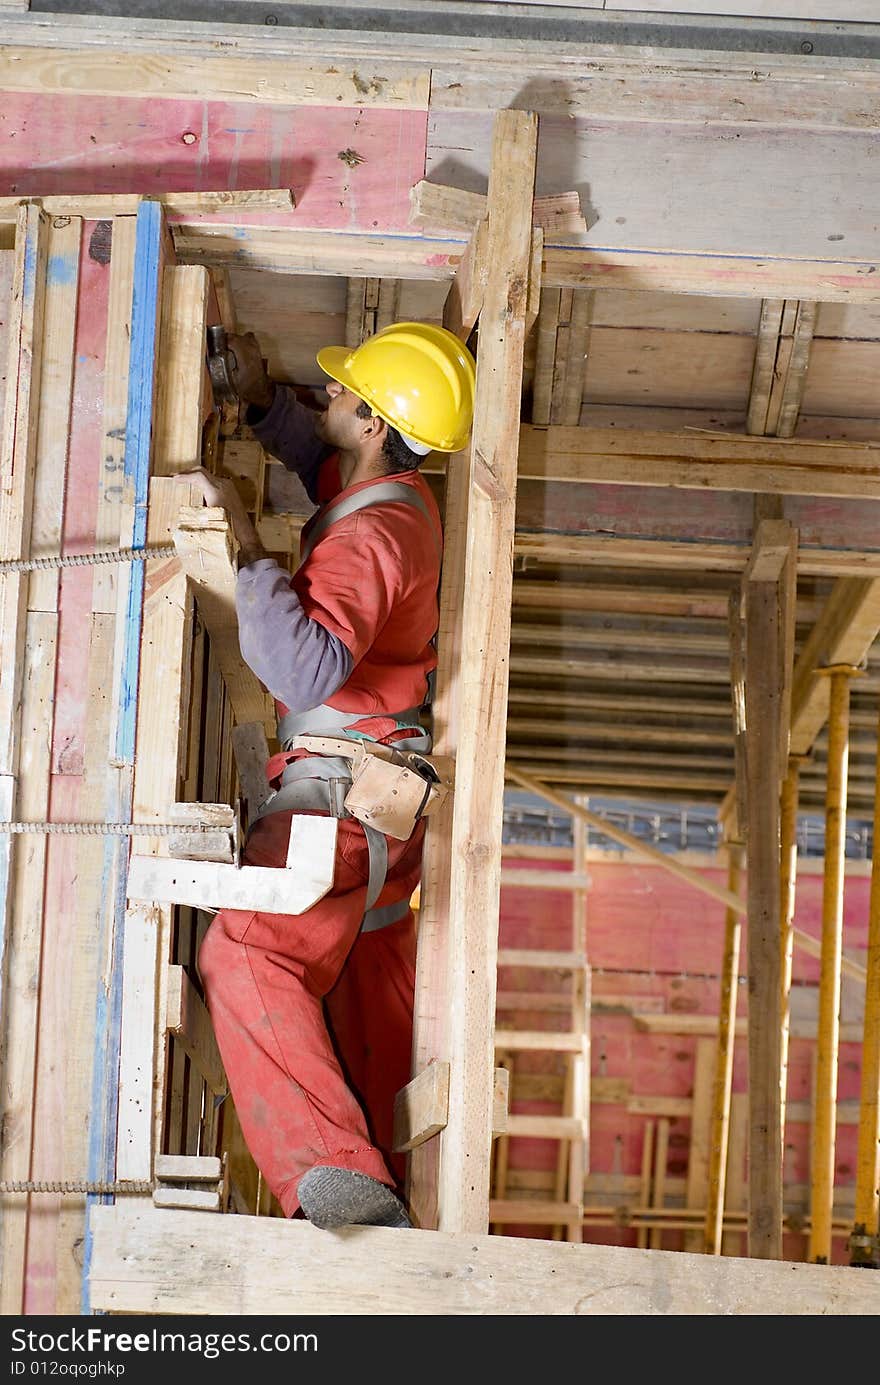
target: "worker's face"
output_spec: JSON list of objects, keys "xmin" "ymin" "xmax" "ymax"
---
[{"xmin": 315, "ymin": 379, "xmax": 378, "ymax": 450}]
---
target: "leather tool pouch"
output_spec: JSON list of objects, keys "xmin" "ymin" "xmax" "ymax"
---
[
  {"xmin": 344, "ymin": 748, "xmax": 447, "ymax": 841},
  {"xmin": 289, "ymin": 735, "xmax": 450, "ymax": 841}
]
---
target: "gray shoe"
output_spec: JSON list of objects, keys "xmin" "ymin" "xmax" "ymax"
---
[{"xmin": 297, "ymin": 1166, "xmax": 412, "ymax": 1230}]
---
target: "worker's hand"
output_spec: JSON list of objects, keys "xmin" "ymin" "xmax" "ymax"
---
[
  {"xmin": 174, "ymin": 468, "xmax": 267, "ymax": 567},
  {"xmin": 174, "ymin": 467, "xmax": 248, "ymax": 517},
  {"xmin": 226, "ymin": 332, "xmax": 275, "ymax": 410}
]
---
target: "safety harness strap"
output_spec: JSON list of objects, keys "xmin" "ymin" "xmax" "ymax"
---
[{"xmin": 300, "ymin": 480, "xmax": 441, "ymax": 565}]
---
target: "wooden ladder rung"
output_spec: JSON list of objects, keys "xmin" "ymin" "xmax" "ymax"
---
[
  {"xmin": 490, "ymin": 1199, "xmax": 583, "ymax": 1225},
  {"xmin": 494, "ymin": 1029, "xmax": 582, "ymax": 1052},
  {"xmin": 505, "ymin": 1114, "xmax": 587, "ymax": 1139},
  {"xmin": 498, "ymin": 948, "xmax": 587, "ymax": 970}
]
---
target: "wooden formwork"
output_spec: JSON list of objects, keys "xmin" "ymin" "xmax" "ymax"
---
[{"xmin": 1, "ymin": 16, "xmax": 880, "ymax": 1310}]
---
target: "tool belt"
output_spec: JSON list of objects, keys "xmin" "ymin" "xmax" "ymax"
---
[{"xmin": 255, "ymin": 706, "xmax": 447, "ymax": 932}]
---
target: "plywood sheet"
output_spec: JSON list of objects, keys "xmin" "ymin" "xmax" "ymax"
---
[
  {"xmin": 427, "ymin": 110, "xmax": 880, "ymax": 260},
  {"xmin": 0, "ymin": 93, "xmax": 428, "ymax": 234},
  {"xmin": 582, "ymin": 327, "xmax": 755, "ymax": 410},
  {"xmin": 801, "ymin": 339, "xmax": 880, "ymax": 418}
]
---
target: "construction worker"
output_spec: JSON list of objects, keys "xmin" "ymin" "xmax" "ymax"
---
[{"xmin": 175, "ymin": 322, "xmax": 476, "ymax": 1230}]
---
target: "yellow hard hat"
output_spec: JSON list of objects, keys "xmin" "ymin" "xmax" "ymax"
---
[{"xmin": 316, "ymin": 321, "xmax": 476, "ymax": 454}]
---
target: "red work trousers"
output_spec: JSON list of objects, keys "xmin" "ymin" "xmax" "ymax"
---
[{"xmin": 198, "ymin": 809, "xmax": 425, "ymax": 1218}]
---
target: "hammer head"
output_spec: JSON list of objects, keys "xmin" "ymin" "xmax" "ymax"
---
[{"xmin": 206, "ymin": 324, "xmax": 239, "ymax": 404}]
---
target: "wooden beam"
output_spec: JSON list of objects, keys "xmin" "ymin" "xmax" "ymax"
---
[
  {"xmin": 409, "ymin": 181, "xmax": 586, "ymax": 237},
  {"xmin": 743, "ymin": 524, "xmax": 791, "ymax": 1259},
  {"xmin": 171, "ymin": 224, "xmax": 880, "ymax": 303},
  {"xmin": 89, "ymin": 1202, "xmax": 880, "ymax": 1315},
  {"xmin": 409, "ymin": 108, "xmax": 537, "ymax": 1236},
  {"xmin": 165, "ymin": 963, "xmax": 226, "ymax": 1097},
  {"xmin": 705, "ymin": 843, "xmax": 744, "ymax": 1256},
  {"xmin": 512, "ymin": 426, "xmax": 880, "ymax": 500},
  {"xmin": 442, "ymin": 219, "xmax": 486, "ymax": 344},
  {"xmin": 513, "ymin": 532, "xmax": 880, "ymax": 580},
  {"xmin": 393, "ymin": 1062, "xmax": 450, "ymax": 1154},
  {"xmin": 0, "ymin": 190, "xmax": 295, "ymax": 222},
  {"xmin": 0, "ymin": 46, "xmax": 430, "ymax": 108}
]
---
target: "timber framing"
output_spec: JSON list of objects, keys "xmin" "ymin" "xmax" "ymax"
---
[{"xmin": 2, "ymin": 15, "xmax": 880, "ymax": 1317}]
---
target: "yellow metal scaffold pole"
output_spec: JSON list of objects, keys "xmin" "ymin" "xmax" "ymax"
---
[
  {"xmin": 849, "ymin": 700, "xmax": 880, "ymax": 1268},
  {"xmin": 809, "ymin": 665, "xmax": 858, "ymax": 1263}
]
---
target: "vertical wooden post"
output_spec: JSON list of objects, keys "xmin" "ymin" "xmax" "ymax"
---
[
  {"xmin": 850, "ymin": 701, "xmax": 880, "ymax": 1267},
  {"xmin": 742, "ymin": 518, "xmax": 796, "ymax": 1260},
  {"xmin": 704, "ymin": 840, "xmax": 744, "ymax": 1254},
  {"xmin": 0, "ymin": 203, "xmax": 51, "ymax": 1315},
  {"xmin": 408, "ymin": 109, "xmax": 538, "ymax": 1234},
  {"xmin": 809, "ymin": 665, "xmax": 855, "ymax": 1263},
  {"xmin": 744, "ymin": 576, "xmax": 783, "ymax": 1260}
]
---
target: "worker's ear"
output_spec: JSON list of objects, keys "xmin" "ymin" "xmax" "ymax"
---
[{"xmin": 362, "ymin": 411, "xmax": 388, "ymax": 444}]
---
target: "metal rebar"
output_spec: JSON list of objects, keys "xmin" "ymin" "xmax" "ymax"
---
[
  {"xmin": 0, "ymin": 1179, "xmax": 152, "ymax": 1195},
  {"xmin": 0, "ymin": 821, "xmax": 220, "ymax": 835},
  {"xmin": 0, "ymin": 544, "xmax": 177, "ymax": 575}
]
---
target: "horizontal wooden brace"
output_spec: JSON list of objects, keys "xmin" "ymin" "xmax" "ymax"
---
[{"xmin": 392, "ymin": 1062, "xmax": 509, "ymax": 1153}]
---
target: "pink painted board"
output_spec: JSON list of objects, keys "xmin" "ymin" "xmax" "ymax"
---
[{"xmin": 0, "ymin": 94, "xmax": 428, "ymax": 233}]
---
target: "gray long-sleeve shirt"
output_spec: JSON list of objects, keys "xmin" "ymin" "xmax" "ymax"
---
[{"xmin": 235, "ymin": 386, "xmax": 353, "ymax": 713}]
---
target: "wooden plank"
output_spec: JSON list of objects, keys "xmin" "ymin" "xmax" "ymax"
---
[
  {"xmin": 513, "ymin": 425, "xmax": 880, "ymax": 500},
  {"xmin": 26, "ymin": 217, "xmax": 80, "ymax": 615},
  {"xmin": 0, "ymin": 191, "xmax": 295, "ymax": 223},
  {"xmin": 0, "ymin": 213, "xmax": 79, "ymax": 1305},
  {"xmin": 684, "ymin": 1038, "xmax": 715, "ymax": 1253},
  {"xmin": 116, "ymin": 905, "xmax": 162, "ymax": 1182},
  {"xmin": 633, "ymin": 1015, "xmax": 864, "ymax": 1043},
  {"xmin": 649, "ymin": 1118, "xmax": 671, "ymax": 1251},
  {"xmin": 743, "ymin": 519, "xmax": 796, "ymax": 584},
  {"xmin": 392, "ymin": 1062, "xmax": 450, "ymax": 1154},
  {"xmin": 89, "ymin": 1202, "xmax": 880, "ymax": 1314},
  {"xmin": 152, "ymin": 265, "xmax": 210, "ymax": 476},
  {"xmin": 230, "ymin": 722, "xmax": 271, "ymax": 824},
  {"xmin": 409, "ymin": 182, "xmax": 586, "ymax": 237},
  {"xmin": 170, "ymin": 225, "xmax": 880, "ymax": 303},
  {"xmin": 92, "ymin": 214, "xmax": 137, "ymax": 615},
  {"xmin": 0, "ymin": 203, "xmax": 49, "ymax": 1317},
  {"xmin": 154, "ymin": 1154, "xmax": 222, "ymax": 1182},
  {"xmin": 165, "ymin": 964, "xmax": 226, "ymax": 1097},
  {"xmin": 0, "ymin": 47, "xmax": 430, "ymax": 108},
  {"xmin": 497, "ymin": 948, "xmax": 587, "ymax": 969},
  {"xmin": 442, "ymin": 219, "xmax": 486, "ymax": 344},
  {"xmin": 408, "ymin": 109, "xmax": 537, "ymax": 1237},
  {"xmin": 776, "ymin": 302, "xmax": 818, "ymax": 438},
  {"xmin": 493, "ymin": 1030, "xmax": 584, "ymax": 1053},
  {"xmin": 506, "ymin": 1115, "xmax": 585, "ymax": 1139},
  {"xmin": 746, "ymin": 299, "xmax": 784, "ymax": 436},
  {"xmin": 554, "ymin": 290, "xmax": 592, "ymax": 427},
  {"xmin": 531, "ymin": 286, "xmax": 560, "ymax": 427},
  {"xmin": 500, "ymin": 871, "xmax": 591, "ymax": 892},
  {"xmin": 513, "ymin": 532, "xmax": 880, "ymax": 580},
  {"xmin": 488, "ymin": 1200, "xmax": 582, "ymax": 1226},
  {"xmin": 172, "ymin": 507, "xmax": 275, "ymax": 733}
]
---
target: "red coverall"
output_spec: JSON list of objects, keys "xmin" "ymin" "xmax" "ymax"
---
[{"xmin": 198, "ymin": 454, "xmax": 442, "ymax": 1218}]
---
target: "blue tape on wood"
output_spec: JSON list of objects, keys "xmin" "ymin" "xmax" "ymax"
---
[{"xmin": 83, "ymin": 201, "xmax": 165, "ymax": 1313}]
